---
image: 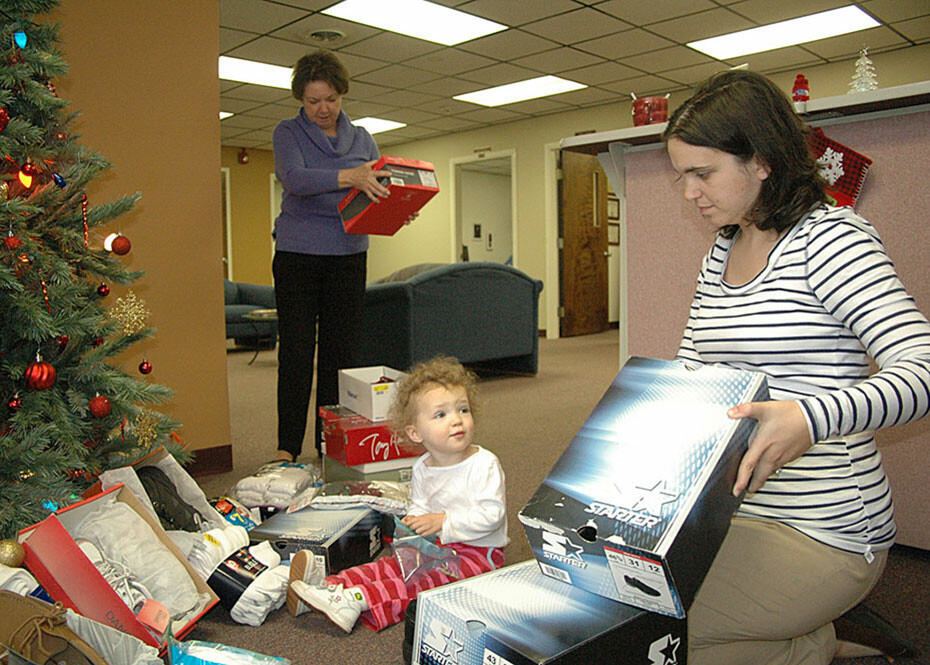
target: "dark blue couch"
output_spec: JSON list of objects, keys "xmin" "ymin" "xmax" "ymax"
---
[
  {"xmin": 356, "ymin": 262, "xmax": 543, "ymax": 374},
  {"xmin": 224, "ymin": 279, "xmax": 277, "ymax": 349}
]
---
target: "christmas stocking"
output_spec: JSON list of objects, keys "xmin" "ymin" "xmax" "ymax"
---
[{"xmin": 808, "ymin": 127, "xmax": 872, "ymax": 208}]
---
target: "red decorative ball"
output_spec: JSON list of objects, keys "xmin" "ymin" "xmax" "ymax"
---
[
  {"xmin": 57, "ymin": 334, "xmax": 70, "ymax": 352},
  {"xmin": 0, "ymin": 107, "xmax": 8, "ymax": 131},
  {"xmin": 3, "ymin": 235, "xmax": 23, "ymax": 250},
  {"xmin": 89, "ymin": 394, "xmax": 112, "ymax": 419},
  {"xmin": 138, "ymin": 359, "xmax": 153, "ymax": 375},
  {"xmin": 20, "ymin": 161, "xmax": 39, "ymax": 177},
  {"xmin": 97, "ymin": 283, "xmax": 110, "ymax": 297},
  {"xmin": 92, "ymin": 337, "xmax": 104, "ymax": 347},
  {"xmin": 7, "ymin": 395, "xmax": 22, "ymax": 412},
  {"xmin": 111, "ymin": 234, "xmax": 131, "ymax": 256},
  {"xmin": 25, "ymin": 360, "xmax": 56, "ymax": 390}
]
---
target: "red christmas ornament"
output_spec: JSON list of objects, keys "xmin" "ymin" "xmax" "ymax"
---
[
  {"xmin": 25, "ymin": 359, "xmax": 56, "ymax": 390},
  {"xmin": 97, "ymin": 283, "xmax": 110, "ymax": 297},
  {"xmin": 0, "ymin": 107, "xmax": 8, "ymax": 131},
  {"xmin": 111, "ymin": 234, "xmax": 131, "ymax": 256},
  {"xmin": 138, "ymin": 359, "xmax": 153, "ymax": 375},
  {"xmin": 7, "ymin": 394, "xmax": 22, "ymax": 412},
  {"xmin": 89, "ymin": 394, "xmax": 112, "ymax": 419},
  {"xmin": 57, "ymin": 334, "xmax": 69, "ymax": 352},
  {"xmin": 3, "ymin": 234, "xmax": 23, "ymax": 250},
  {"xmin": 92, "ymin": 337, "xmax": 104, "ymax": 348}
]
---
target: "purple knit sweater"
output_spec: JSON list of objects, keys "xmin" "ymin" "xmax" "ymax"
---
[{"xmin": 272, "ymin": 108, "xmax": 379, "ymax": 255}]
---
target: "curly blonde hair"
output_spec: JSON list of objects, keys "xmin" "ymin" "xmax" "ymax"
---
[{"xmin": 388, "ymin": 356, "xmax": 479, "ymax": 442}]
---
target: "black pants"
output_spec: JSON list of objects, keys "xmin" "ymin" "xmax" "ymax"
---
[{"xmin": 273, "ymin": 250, "xmax": 367, "ymax": 458}]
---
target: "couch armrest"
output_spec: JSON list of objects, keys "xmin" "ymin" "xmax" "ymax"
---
[{"xmin": 236, "ymin": 282, "xmax": 276, "ymax": 309}]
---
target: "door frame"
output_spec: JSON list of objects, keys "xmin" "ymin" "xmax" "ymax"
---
[
  {"xmin": 221, "ymin": 166, "xmax": 232, "ymax": 280},
  {"xmin": 448, "ymin": 149, "xmax": 518, "ymax": 265}
]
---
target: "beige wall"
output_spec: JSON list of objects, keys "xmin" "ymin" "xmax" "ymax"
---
[
  {"xmin": 55, "ymin": 1, "xmax": 230, "ymax": 454},
  {"xmin": 223, "ymin": 45, "xmax": 930, "ymax": 332},
  {"xmin": 222, "ymin": 146, "xmax": 276, "ymax": 285}
]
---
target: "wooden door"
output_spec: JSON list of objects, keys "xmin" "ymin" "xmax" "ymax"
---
[{"xmin": 559, "ymin": 150, "xmax": 609, "ymax": 337}]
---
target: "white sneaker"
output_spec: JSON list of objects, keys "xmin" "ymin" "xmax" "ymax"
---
[
  {"xmin": 290, "ymin": 581, "xmax": 362, "ymax": 633},
  {"xmin": 76, "ymin": 539, "xmax": 152, "ymax": 614},
  {"xmin": 286, "ymin": 549, "xmax": 325, "ymax": 617}
]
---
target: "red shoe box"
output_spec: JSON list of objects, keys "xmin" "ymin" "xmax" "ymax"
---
[
  {"xmin": 18, "ymin": 484, "xmax": 218, "ymax": 652},
  {"xmin": 338, "ymin": 156, "xmax": 438, "ymax": 236},
  {"xmin": 319, "ymin": 404, "xmax": 421, "ymax": 466}
]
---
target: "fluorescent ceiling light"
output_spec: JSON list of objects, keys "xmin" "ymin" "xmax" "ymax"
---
[
  {"xmin": 219, "ymin": 56, "xmax": 291, "ymax": 89},
  {"xmin": 322, "ymin": 0, "xmax": 506, "ymax": 46},
  {"xmin": 219, "ymin": 111, "xmax": 233, "ymax": 120},
  {"xmin": 354, "ymin": 117, "xmax": 406, "ymax": 134},
  {"xmin": 688, "ymin": 6, "xmax": 880, "ymax": 60},
  {"xmin": 454, "ymin": 76, "xmax": 587, "ymax": 107}
]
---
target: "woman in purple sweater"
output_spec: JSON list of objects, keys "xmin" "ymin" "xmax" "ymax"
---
[{"xmin": 271, "ymin": 50, "xmax": 391, "ymax": 462}]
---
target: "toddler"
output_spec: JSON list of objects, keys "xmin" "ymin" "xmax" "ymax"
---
[{"xmin": 287, "ymin": 356, "xmax": 508, "ymax": 632}]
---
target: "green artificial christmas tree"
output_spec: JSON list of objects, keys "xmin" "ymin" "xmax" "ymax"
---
[{"xmin": 0, "ymin": 0, "xmax": 187, "ymax": 538}]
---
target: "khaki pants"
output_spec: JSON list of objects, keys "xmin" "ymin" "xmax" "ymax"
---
[{"xmin": 688, "ymin": 516, "xmax": 887, "ymax": 665}]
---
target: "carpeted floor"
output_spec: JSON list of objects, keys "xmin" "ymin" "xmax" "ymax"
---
[{"xmin": 190, "ymin": 331, "xmax": 930, "ymax": 665}]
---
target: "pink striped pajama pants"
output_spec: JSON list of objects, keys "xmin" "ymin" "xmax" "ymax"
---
[{"xmin": 325, "ymin": 542, "xmax": 505, "ymax": 631}]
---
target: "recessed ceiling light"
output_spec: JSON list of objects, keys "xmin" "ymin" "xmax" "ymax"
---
[
  {"xmin": 219, "ymin": 56, "xmax": 291, "ymax": 89},
  {"xmin": 454, "ymin": 76, "xmax": 587, "ymax": 107},
  {"xmin": 322, "ymin": 0, "xmax": 506, "ymax": 46},
  {"xmin": 688, "ymin": 6, "xmax": 880, "ymax": 60},
  {"xmin": 354, "ymin": 117, "xmax": 407, "ymax": 134},
  {"xmin": 219, "ymin": 111, "xmax": 233, "ymax": 120}
]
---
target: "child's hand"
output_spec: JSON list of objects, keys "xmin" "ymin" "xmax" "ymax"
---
[{"xmin": 401, "ymin": 512, "xmax": 445, "ymax": 537}]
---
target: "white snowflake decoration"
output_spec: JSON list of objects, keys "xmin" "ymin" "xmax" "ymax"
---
[{"xmin": 817, "ymin": 146, "xmax": 845, "ymax": 185}]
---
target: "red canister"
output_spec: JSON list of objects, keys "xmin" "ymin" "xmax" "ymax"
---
[{"xmin": 632, "ymin": 96, "xmax": 669, "ymax": 126}]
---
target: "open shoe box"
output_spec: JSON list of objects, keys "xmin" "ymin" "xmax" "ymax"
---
[{"xmin": 18, "ymin": 484, "xmax": 218, "ymax": 651}]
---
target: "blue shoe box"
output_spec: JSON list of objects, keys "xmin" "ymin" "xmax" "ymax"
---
[
  {"xmin": 519, "ymin": 357, "xmax": 768, "ymax": 618},
  {"xmin": 412, "ymin": 560, "xmax": 686, "ymax": 665}
]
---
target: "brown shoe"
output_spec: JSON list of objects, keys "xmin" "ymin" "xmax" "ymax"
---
[
  {"xmin": 834, "ymin": 603, "xmax": 921, "ymax": 661},
  {"xmin": 0, "ymin": 590, "xmax": 108, "ymax": 665}
]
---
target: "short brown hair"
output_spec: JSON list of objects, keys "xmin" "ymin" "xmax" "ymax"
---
[
  {"xmin": 291, "ymin": 50, "xmax": 349, "ymax": 100},
  {"xmin": 388, "ymin": 356, "xmax": 479, "ymax": 443},
  {"xmin": 663, "ymin": 69, "xmax": 826, "ymax": 238}
]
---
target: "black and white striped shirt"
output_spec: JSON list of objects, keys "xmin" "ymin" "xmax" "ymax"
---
[{"xmin": 677, "ymin": 204, "xmax": 930, "ymax": 555}]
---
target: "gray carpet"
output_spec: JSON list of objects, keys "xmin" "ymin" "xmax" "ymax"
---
[{"xmin": 190, "ymin": 332, "xmax": 930, "ymax": 665}]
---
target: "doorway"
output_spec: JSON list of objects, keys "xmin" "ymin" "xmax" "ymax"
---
[{"xmin": 450, "ymin": 150, "xmax": 516, "ymax": 265}]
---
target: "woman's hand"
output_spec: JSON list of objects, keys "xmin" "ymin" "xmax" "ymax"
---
[
  {"xmin": 405, "ymin": 211, "xmax": 419, "ymax": 226},
  {"xmin": 729, "ymin": 400, "xmax": 812, "ymax": 496},
  {"xmin": 401, "ymin": 512, "xmax": 445, "ymax": 537},
  {"xmin": 339, "ymin": 160, "xmax": 391, "ymax": 201}
]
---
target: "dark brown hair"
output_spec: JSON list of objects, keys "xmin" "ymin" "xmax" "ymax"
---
[
  {"xmin": 291, "ymin": 50, "xmax": 349, "ymax": 100},
  {"xmin": 662, "ymin": 69, "xmax": 826, "ymax": 238},
  {"xmin": 388, "ymin": 356, "xmax": 479, "ymax": 444}
]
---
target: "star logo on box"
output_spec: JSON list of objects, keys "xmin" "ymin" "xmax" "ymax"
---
[
  {"xmin": 422, "ymin": 619, "xmax": 464, "ymax": 665},
  {"xmin": 648, "ymin": 634, "xmax": 681, "ymax": 665},
  {"xmin": 540, "ymin": 531, "xmax": 586, "ymax": 568}
]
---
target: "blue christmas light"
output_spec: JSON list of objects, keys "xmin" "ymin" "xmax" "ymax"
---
[
  {"xmin": 42, "ymin": 499, "xmax": 58, "ymax": 511},
  {"xmin": 14, "ymin": 32, "xmax": 27, "ymax": 49},
  {"xmin": 53, "ymin": 173, "xmax": 66, "ymax": 188}
]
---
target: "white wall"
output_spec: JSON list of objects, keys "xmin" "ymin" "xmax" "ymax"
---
[{"xmin": 460, "ymin": 170, "xmax": 512, "ymax": 264}]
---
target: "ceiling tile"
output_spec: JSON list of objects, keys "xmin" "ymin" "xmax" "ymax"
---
[
  {"xmin": 457, "ymin": 29, "xmax": 558, "ymax": 60},
  {"xmin": 574, "ymin": 28, "xmax": 675, "ymax": 59},
  {"xmin": 367, "ymin": 89, "xmax": 443, "ymax": 108},
  {"xmin": 220, "ymin": 27, "xmax": 258, "ymax": 52},
  {"xmin": 559, "ymin": 60, "xmax": 642, "ymax": 85},
  {"xmin": 454, "ymin": 107, "xmax": 527, "ymax": 123},
  {"xmin": 497, "ymin": 97, "xmax": 573, "ymax": 114},
  {"xmin": 221, "ymin": 114, "xmax": 277, "ymax": 130},
  {"xmin": 220, "ymin": 98, "xmax": 266, "ymax": 114},
  {"xmin": 553, "ymin": 85, "xmax": 623, "ymax": 107},
  {"xmin": 861, "ymin": 0, "xmax": 930, "ymax": 23},
  {"xmin": 340, "ymin": 32, "xmax": 444, "ymax": 61},
  {"xmin": 414, "ymin": 97, "xmax": 481, "ymax": 116},
  {"xmin": 226, "ymin": 137, "xmax": 272, "ymax": 148},
  {"xmin": 376, "ymin": 108, "xmax": 443, "ymax": 124},
  {"xmin": 226, "ymin": 36, "xmax": 315, "ymax": 66},
  {"xmin": 219, "ymin": 0, "xmax": 307, "ymax": 33},
  {"xmin": 221, "ymin": 124, "xmax": 252, "ymax": 138},
  {"xmin": 249, "ymin": 103, "xmax": 301, "ymax": 121},
  {"xmin": 601, "ymin": 74, "xmax": 682, "ymax": 96},
  {"xmin": 403, "ymin": 48, "xmax": 497, "ymax": 76},
  {"xmin": 726, "ymin": 0, "xmax": 851, "ymax": 25},
  {"xmin": 344, "ymin": 80, "xmax": 395, "ymax": 100},
  {"xmin": 649, "ymin": 7, "xmax": 756, "ymax": 42},
  {"xmin": 419, "ymin": 116, "xmax": 484, "ymax": 131},
  {"xmin": 341, "ymin": 100, "xmax": 401, "ymax": 118},
  {"xmin": 458, "ymin": 62, "xmax": 542, "ymax": 86},
  {"xmin": 723, "ymin": 46, "xmax": 826, "ymax": 72},
  {"xmin": 221, "ymin": 81, "xmax": 246, "ymax": 93},
  {"xmin": 223, "ymin": 83, "xmax": 293, "ymax": 103},
  {"xmin": 620, "ymin": 46, "xmax": 715, "ymax": 74},
  {"xmin": 354, "ymin": 64, "xmax": 444, "ymax": 88},
  {"xmin": 273, "ymin": 0, "xmax": 333, "ymax": 8},
  {"xmin": 521, "ymin": 7, "xmax": 632, "ymax": 44},
  {"xmin": 233, "ymin": 128, "xmax": 276, "ymax": 142},
  {"xmin": 801, "ymin": 26, "xmax": 906, "ymax": 60},
  {"xmin": 269, "ymin": 13, "xmax": 380, "ymax": 48},
  {"xmin": 660, "ymin": 60, "xmax": 734, "ymax": 86},
  {"xmin": 406, "ymin": 77, "xmax": 487, "ymax": 97},
  {"xmin": 595, "ymin": 0, "xmax": 718, "ymax": 26},
  {"xmin": 893, "ymin": 15, "xmax": 930, "ymax": 42},
  {"xmin": 456, "ymin": 0, "xmax": 583, "ymax": 26},
  {"xmin": 332, "ymin": 54, "xmax": 396, "ymax": 79},
  {"xmin": 510, "ymin": 47, "xmax": 606, "ymax": 73}
]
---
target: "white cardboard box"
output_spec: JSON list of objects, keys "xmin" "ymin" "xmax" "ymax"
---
[{"xmin": 338, "ymin": 365, "xmax": 407, "ymax": 421}]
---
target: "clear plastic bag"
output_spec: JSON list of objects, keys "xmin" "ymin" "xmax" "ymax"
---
[
  {"xmin": 391, "ymin": 516, "xmax": 461, "ymax": 588},
  {"xmin": 167, "ymin": 637, "xmax": 290, "ymax": 665}
]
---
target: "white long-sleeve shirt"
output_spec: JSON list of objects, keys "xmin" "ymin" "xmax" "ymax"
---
[
  {"xmin": 677, "ymin": 204, "xmax": 930, "ymax": 555},
  {"xmin": 407, "ymin": 445, "xmax": 509, "ymax": 548}
]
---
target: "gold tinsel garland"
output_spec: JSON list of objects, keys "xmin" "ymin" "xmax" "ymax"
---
[
  {"xmin": 133, "ymin": 408, "xmax": 160, "ymax": 446},
  {"xmin": 108, "ymin": 291, "xmax": 149, "ymax": 335}
]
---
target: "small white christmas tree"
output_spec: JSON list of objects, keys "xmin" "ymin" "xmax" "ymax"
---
[{"xmin": 848, "ymin": 47, "xmax": 878, "ymax": 94}]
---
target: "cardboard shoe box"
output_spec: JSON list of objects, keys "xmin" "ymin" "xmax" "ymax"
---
[
  {"xmin": 319, "ymin": 404, "xmax": 421, "ymax": 466},
  {"xmin": 412, "ymin": 560, "xmax": 686, "ymax": 665},
  {"xmin": 518, "ymin": 357, "xmax": 768, "ymax": 618},
  {"xmin": 339, "ymin": 156, "xmax": 439, "ymax": 236},
  {"xmin": 18, "ymin": 484, "xmax": 218, "ymax": 651},
  {"xmin": 322, "ymin": 454, "xmax": 416, "ymax": 484},
  {"xmin": 247, "ymin": 506, "xmax": 383, "ymax": 573},
  {"xmin": 338, "ymin": 366, "xmax": 407, "ymax": 422}
]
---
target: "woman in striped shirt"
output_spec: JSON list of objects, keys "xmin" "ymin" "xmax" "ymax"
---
[{"xmin": 663, "ymin": 70, "xmax": 930, "ymax": 664}]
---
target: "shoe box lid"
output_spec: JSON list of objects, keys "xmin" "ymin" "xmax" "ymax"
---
[{"xmin": 319, "ymin": 404, "xmax": 421, "ymax": 466}]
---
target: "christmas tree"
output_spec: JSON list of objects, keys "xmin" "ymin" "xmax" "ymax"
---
[
  {"xmin": 848, "ymin": 47, "xmax": 879, "ymax": 94},
  {"xmin": 1, "ymin": 0, "xmax": 187, "ymax": 538}
]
